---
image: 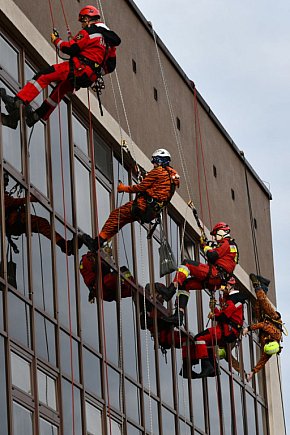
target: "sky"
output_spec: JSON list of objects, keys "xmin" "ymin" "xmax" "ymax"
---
[{"xmin": 133, "ymin": 0, "xmax": 290, "ymax": 430}]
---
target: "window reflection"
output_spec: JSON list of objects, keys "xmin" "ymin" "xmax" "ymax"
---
[
  {"xmin": 30, "ymin": 201, "xmax": 54, "ymax": 316},
  {"xmin": 11, "ymin": 352, "xmax": 31, "ymax": 394},
  {"xmin": 37, "ymin": 369, "xmax": 57, "ymax": 411},
  {"xmin": 50, "ymin": 101, "xmax": 72, "ymax": 223},
  {"xmin": 8, "ymin": 292, "xmax": 31, "ymax": 348},
  {"xmin": 62, "ymin": 380, "xmax": 82, "ymax": 435},
  {"xmin": 83, "ymin": 348, "xmax": 102, "ymax": 398},
  {"xmin": 39, "ymin": 418, "xmax": 58, "ymax": 435},
  {"xmin": 0, "ymin": 35, "xmax": 19, "ymax": 81},
  {"xmin": 60, "ymin": 330, "xmax": 80, "ymax": 383},
  {"xmin": 29, "ymin": 121, "xmax": 47, "ymax": 196},
  {"xmin": 0, "ymin": 336, "xmax": 8, "ymax": 435},
  {"xmin": 13, "ymin": 402, "xmax": 33, "ymax": 435},
  {"xmin": 85, "ymin": 402, "xmax": 102, "ymax": 435},
  {"xmin": 1, "ymin": 82, "xmax": 22, "ymax": 171},
  {"xmin": 74, "ymin": 157, "xmax": 92, "ymax": 234},
  {"xmin": 72, "ymin": 115, "xmax": 88, "ymax": 155},
  {"xmin": 94, "ymin": 133, "xmax": 112, "ymax": 181},
  {"xmin": 35, "ymin": 312, "xmax": 56, "ymax": 365}
]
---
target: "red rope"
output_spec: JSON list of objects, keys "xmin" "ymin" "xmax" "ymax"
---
[
  {"xmin": 194, "ymin": 88, "xmax": 205, "ymax": 226},
  {"xmin": 87, "ymin": 90, "xmax": 113, "ymax": 435},
  {"xmin": 58, "ymin": 0, "xmax": 72, "ymax": 39},
  {"xmin": 47, "ymin": 0, "xmax": 55, "ymax": 29}
]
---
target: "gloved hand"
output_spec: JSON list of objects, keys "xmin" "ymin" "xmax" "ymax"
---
[
  {"xmin": 117, "ymin": 182, "xmax": 130, "ymax": 193},
  {"xmin": 51, "ymin": 29, "xmax": 59, "ymax": 44},
  {"xmin": 200, "ymin": 234, "xmax": 208, "ymax": 246}
]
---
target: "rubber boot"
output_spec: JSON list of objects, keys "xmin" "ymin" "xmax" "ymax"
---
[
  {"xmin": 155, "ymin": 282, "xmax": 176, "ymax": 302},
  {"xmin": 81, "ymin": 233, "xmax": 105, "ymax": 253},
  {"xmin": 25, "ymin": 106, "xmax": 40, "ymax": 127},
  {"xmin": 191, "ymin": 358, "xmax": 215, "ymax": 379},
  {"xmin": 162, "ymin": 293, "xmax": 188, "ymax": 326}
]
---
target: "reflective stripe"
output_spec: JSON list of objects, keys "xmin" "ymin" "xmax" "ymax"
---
[
  {"xmin": 177, "ymin": 265, "xmax": 190, "ymax": 277},
  {"xmin": 97, "ymin": 23, "xmax": 110, "ymax": 30},
  {"xmin": 46, "ymin": 97, "xmax": 58, "ymax": 108},
  {"xmin": 195, "ymin": 340, "xmax": 206, "ymax": 345},
  {"xmin": 177, "ymin": 290, "xmax": 190, "ymax": 298},
  {"xmin": 29, "ymin": 79, "xmax": 43, "ymax": 93},
  {"xmin": 203, "ymin": 245, "xmax": 211, "ymax": 254},
  {"xmin": 89, "ymin": 33, "xmax": 103, "ymax": 39},
  {"xmin": 235, "ymin": 302, "xmax": 242, "ymax": 308},
  {"xmin": 57, "ymin": 39, "xmax": 63, "ymax": 49}
]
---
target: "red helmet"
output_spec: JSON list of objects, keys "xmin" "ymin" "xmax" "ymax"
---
[
  {"xmin": 79, "ymin": 5, "xmax": 100, "ymax": 21},
  {"xmin": 227, "ymin": 276, "xmax": 236, "ymax": 286},
  {"xmin": 210, "ymin": 222, "xmax": 231, "ymax": 236}
]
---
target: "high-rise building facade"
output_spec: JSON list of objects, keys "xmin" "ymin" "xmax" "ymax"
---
[{"xmin": 0, "ymin": 0, "xmax": 285, "ymax": 434}]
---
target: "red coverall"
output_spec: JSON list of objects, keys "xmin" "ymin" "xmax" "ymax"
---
[
  {"xmin": 99, "ymin": 165, "xmax": 180, "ymax": 241},
  {"xmin": 16, "ymin": 23, "xmax": 120, "ymax": 120},
  {"xmin": 193, "ymin": 290, "xmax": 244, "ymax": 360},
  {"xmin": 174, "ymin": 238, "xmax": 238, "ymax": 289}
]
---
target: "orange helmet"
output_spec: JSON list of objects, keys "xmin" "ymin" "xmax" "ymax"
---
[{"xmin": 79, "ymin": 5, "xmax": 100, "ymax": 21}]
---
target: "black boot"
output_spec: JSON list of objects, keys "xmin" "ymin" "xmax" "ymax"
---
[
  {"xmin": 257, "ymin": 275, "xmax": 270, "ymax": 287},
  {"xmin": 1, "ymin": 113, "xmax": 19, "ymax": 130},
  {"xmin": 163, "ymin": 293, "xmax": 188, "ymax": 326},
  {"xmin": 81, "ymin": 233, "xmax": 105, "ymax": 253},
  {"xmin": 250, "ymin": 273, "xmax": 269, "ymax": 293},
  {"xmin": 179, "ymin": 359, "xmax": 192, "ymax": 379},
  {"xmin": 191, "ymin": 358, "xmax": 215, "ymax": 379},
  {"xmin": 0, "ymin": 90, "xmax": 23, "ymax": 114},
  {"xmin": 25, "ymin": 106, "xmax": 40, "ymax": 127},
  {"xmin": 155, "ymin": 282, "xmax": 176, "ymax": 302}
]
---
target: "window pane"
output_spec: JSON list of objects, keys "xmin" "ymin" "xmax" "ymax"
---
[
  {"xmin": 39, "ymin": 418, "xmax": 58, "ymax": 435},
  {"xmin": 8, "ymin": 292, "xmax": 31, "ymax": 348},
  {"xmin": 191, "ymin": 375, "xmax": 205, "ymax": 431},
  {"xmin": 96, "ymin": 181, "xmax": 111, "ymax": 231},
  {"xmin": 207, "ymin": 376, "xmax": 221, "ymax": 432},
  {"xmin": 140, "ymin": 326, "xmax": 157, "ymax": 394},
  {"xmin": 74, "ymin": 158, "xmax": 92, "ymax": 233},
  {"xmin": 107, "ymin": 367, "xmax": 120, "ymax": 410},
  {"xmin": 144, "ymin": 394, "xmax": 159, "ymax": 435},
  {"xmin": 83, "ymin": 348, "xmax": 102, "ymax": 398},
  {"xmin": 121, "ymin": 297, "xmax": 138, "ymax": 379},
  {"xmin": 127, "ymin": 424, "xmax": 142, "ymax": 435},
  {"xmin": 94, "ymin": 134, "xmax": 112, "ymax": 181},
  {"xmin": 35, "ymin": 313, "xmax": 56, "ymax": 365},
  {"xmin": 152, "ymin": 237, "xmax": 166, "ymax": 284},
  {"xmin": 175, "ymin": 348, "xmax": 190, "ymax": 419},
  {"xmin": 29, "ymin": 122, "xmax": 47, "ymax": 196},
  {"xmin": 62, "ymin": 380, "xmax": 82, "ymax": 435},
  {"xmin": 85, "ymin": 402, "xmax": 102, "ymax": 435},
  {"xmin": 0, "ymin": 292, "xmax": 3, "ymax": 331},
  {"xmin": 220, "ymin": 371, "xmax": 232, "ymax": 435},
  {"xmin": 13, "ymin": 402, "xmax": 33, "ymax": 435},
  {"xmin": 0, "ymin": 35, "xmax": 19, "ymax": 81},
  {"xmin": 257, "ymin": 403, "xmax": 267, "ymax": 435},
  {"xmin": 158, "ymin": 345, "xmax": 174, "ymax": 407},
  {"xmin": 37, "ymin": 369, "xmax": 57, "ymax": 411},
  {"xmin": 135, "ymin": 225, "xmax": 149, "ymax": 287},
  {"xmin": 50, "ymin": 101, "xmax": 72, "ymax": 223},
  {"xmin": 103, "ymin": 299, "xmax": 118, "ymax": 364},
  {"xmin": 0, "ymin": 336, "xmax": 8, "ymax": 434},
  {"xmin": 162, "ymin": 407, "xmax": 176, "ymax": 434},
  {"xmin": 1, "ymin": 82, "xmax": 22, "ymax": 171},
  {"xmin": 11, "ymin": 352, "xmax": 31, "ymax": 394},
  {"xmin": 30, "ymin": 201, "xmax": 54, "ymax": 316},
  {"xmin": 233, "ymin": 381, "xmax": 245, "ymax": 435},
  {"xmin": 72, "ymin": 115, "xmax": 87, "ymax": 155},
  {"xmin": 60, "ymin": 331, "xmax": 79, "ymax": 383},
  {"xmin": 245, "ymin": 393, "xmax": 256, "ymax": 433},
  {"xmin": 125, "ymin": 380, "xmax": 140, "ymax": 424}
]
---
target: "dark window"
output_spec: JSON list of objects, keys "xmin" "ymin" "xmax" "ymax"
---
[
  {"xmin": 60, "ymin": 330, "xmax": 80, "ymax": 383},
  {"xmin": 213, "ymin": 165, "xmax": 217, "ymax": 177},
  {"xmin": 231, "ymin": 188, "xmax": 235, "ymax": 200},
  {"xmin": 8, "ymin": 292, "xmax": 31, "ymax": 348},
  {"xmin": 83, "ymin": 348, "xmax": 102, "ymax": 398},
  {"xmin": 132, "ymin": 59, "xmax": 137, "ymax": 73},
  {"xmin": 254, "ymin": 218, "xmax": 257, "ymax": 229},
  {"xmin": 35, "ymin": 313, "xmax": 56, "ymax": 365},
  {"xmin": 176, "ymin": 117, "xmax": 181, "ymax": 130},
  {"xmin": 154, "ymin": 87, "xmax": 158, "ymax": 101}
]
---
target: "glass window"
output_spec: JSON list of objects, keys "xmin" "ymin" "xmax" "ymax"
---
[
  {"xmin": 207, "ymin": 376, "xmax": 220, "ymax": 432},
  {"xmin": 35, "ymin": 312, "xmax": 56, "ymax": 365},
  {"xmin": 55, "ymin": 222, "xmax": 77, "ymax": 333},
  {"xmin": 127, "ymin": 423, "xmax": 142, "ymax": 435},
  {"xmin": 96, "ymin": 181, "xmax": 111, "ymax": 232},
  {"xmin": 125, "ymin": 380, "xmax": 140, "ymax": 424},
  {"xmin": 62, "ymin": 380, "xmax": 82, "ymax": 435},
  {"xmin": 187, "ymin": 290, "xmax": 198, "ymax": 336},
  {"xmin": 24, "ymin": 63, "xmax": 43, "ymax": 106},
  {"xmin": 0, "ymin": 35, "xmax": 19, "ymax": 80},
  {"xmin": 30, "ymin": 201, "xmax": 54, "ymax": 316},
  {"xmin": 113, "ymin": 158, "xmax": 134, "ymax": 273},
  {"xmin": 13, "ymin": 402, "xmax": 33, "ymax": 435},
  {"xmin": 29, "ymin": 121, "xmax": 47, "ymax": 196},
  {"xmin": 39, "ymin": 418, "xmax": 58, "ymax": 435},
  {"xmin": 74, "ymin": 157, "xmax": 92, "ymax": 234},
  {"xmin": 11, "ymin": 352, "xmax": 31, "ymax": 394},
  {"xmin": 162, "ymin": 407, "xmax": 176, "ymax": 434},
  {"xmin": 167, "ymin": 215, "xmax": 181, "ymax": 268},
  {"xmin": 0, "ymin": 291, "xmax": 3, "ymax": 331},
  {"xmin": 107, "ymin": 366, "xmax": 120, "ymax": 411},
  {"xmin": 37, "ymin": 369, "xmax": 57, "ymax": 411},
  {"xmin": 233, "ymin": 381, "xmax": 245, "ymax": 435},
  {"xmin": 1, "ymin": 81, "xmax": 22, "ymax": 171},
  {"xmin": 8, "ymin": 292, "xmax": 31, "ymax": 348},
  {"xmin": 121, "ymin": 297, "xmax": 138, "ymax": 379},
  {"xmin": 83, "ymin": 348, "xmax": 102, "ymax": 398},
  {"xmin": 179, "ymin": 420, "xmax": 192, "ymax": 435},
  {"xmin": 85, "ymin": 402, "xmax": 102, "ymax": 435},
  {"xmin": 103, "ymin": 299, "xmax": 119, "ymax": 364},
  {"xmin": 175, "ymin": 348, "xmax": 190, "ymax": 419},
  {"xmin": 158, "ymin": 344, "xmax": 174, "ymax": 407},
  {"xmin": 50, "ymin": 101, "xmax": 72, "ymax": 223},
  {"xmin": 220, "ymin": 371, "xmax": 232, "ymax": 435},
  {"xmin": 144, "ymin": 394, "xmax": 159, "ymax": 435},
  {"xmin": 257, "ymin": 403, "xmax": 267, "ymax": 435},
  {"xmin": 191, "ymin": 376, "xmax": 205, "ymax": 431},
  {"xmin": 245, "ymin": 393, "xmax": 256, "ymax": 433},
  {"xmin": 94, "ymin": 133, "xmax": 112, "ymax": 181},
  {"xmin": 60, "ymin": 330, "xmax": 80, "ymax": 383},
  {"xmin": 0, "ymin": 336, "xmax": 8, "ymax": 434},
  {"xmin": 135, "ymin": 225, "xmax": 150, "ymax": 287},
  {"xmin": 72, "ymin": 115, "xmax": 88, "ymax": 155},
  {"xmin": 140, "ymin": 327, "xmax": 157, "ymax": 394},
  {"xmin": 108, "ymin": 419, "xmax": 122, "ymax": 435}
]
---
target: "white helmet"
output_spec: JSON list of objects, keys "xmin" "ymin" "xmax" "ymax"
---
[{"xmin": 151, "ymin": 148, "xmax": 171, "ymax": 166}]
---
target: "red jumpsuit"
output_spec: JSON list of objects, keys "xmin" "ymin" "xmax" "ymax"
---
[
  {"xmin": 193, "ymin": 291, "xmax": 245, "ymax": 360},
  {"xmin": 99, "ymin": 165, "xmax": 180, "ymax": 241},
  {"xmin": 174, "ymin": 238, "xmax": 238, "ymax": 289},
  {"xmin": 17, "ymin": 23, "xmax": 120, "ymax": 120}
]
